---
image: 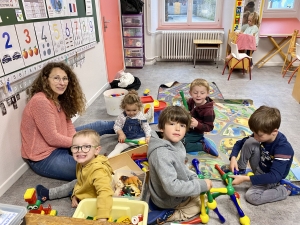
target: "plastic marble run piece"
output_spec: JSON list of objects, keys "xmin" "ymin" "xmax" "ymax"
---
[
  {"xmin": 214, "ymin": 164, "xmax": 250, "ymax": 225},
  {"xmin": 179, "ymin": 90, "xmax": 188, "ymax": 111},
  {"xmin": 191, "ymin": 159, "xmax": 225, "ymax": 224},
  {"xmin": 131, "ymin": 152, "xmax": 147, "ymax": 160},
  {"xmin": 24, "ymin": 188, "xmax": 57, "ymax": 216},
  {"xmin": 134, "ymin": 159, "xmax": 148, "ymax": 172},
  {"xmin": 125, "ymin": 138, "xmax": 146, "ymax": 145}
]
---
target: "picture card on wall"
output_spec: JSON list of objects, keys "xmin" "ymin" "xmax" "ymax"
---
[
  {"xmin": 68, "ymin": 0, "xmax": 77, "ymax": 16},
  {"xmin": 34, "ymin": 21, "xmax": 55, "ymax": 60},
  {"xmin": 49, "ymin": 20, "xmax": 66, "ymax": 55},
  {"xmin": 61, "ymin": 19, "xmax": 75, "ymax": 51},
  {"xmin": 80, "ymin": 17, "xmax": 90, "ymax": 45},
  {"xmin": 21, "ymin": 0, "xmax": 48, "ymax": 20},
  {"xmin": 15, "ymin": 23, "xmax": 42, "ymax": 66},
  {"xmin": 46, "ymin": 0, "xmax": 69, "ymax": 18},
  {"xmin": 87, "ymin": 17, "xmax": 96, "ymax": 43},
  {"xmin": 85, "ymin": 0, "xmax": 93, "ymax": 15},
  {"xmin": 0, "ymin": 25, "xmax": 25, "ymax": 74},
  {"xmin": 71, "ymin": 18, "xmax": 83, "ymax": 47}
]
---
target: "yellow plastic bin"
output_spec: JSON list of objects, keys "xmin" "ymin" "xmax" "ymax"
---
[
  {"xmin": 103, "ymin": 88, "xmax": 128, "ymax": 116},
  {"xmin": 73, "ymin": 198, "xmax": 149, "ymax": 225}
]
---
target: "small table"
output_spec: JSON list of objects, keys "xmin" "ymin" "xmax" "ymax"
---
[
  {"xmin": 193, "ymin": 39, "xmax": 223, "ymax": 68},
  {"xmin": 255, "ymin": 18, "xmax": 300, "ymax": 68}
]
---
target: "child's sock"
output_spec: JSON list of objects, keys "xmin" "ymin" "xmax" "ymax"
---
[
  {"xmin": 280, "ymin": 179, "xmax": 300, "ymax": 196},
  {"xmin": 36, "ymin": 185, "xmax": 49, "ymax": 203}
]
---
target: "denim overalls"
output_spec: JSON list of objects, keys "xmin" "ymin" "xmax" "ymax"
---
[{"xmin": 123, "ymin": 112, "xmax": 146, "ymax": 139}]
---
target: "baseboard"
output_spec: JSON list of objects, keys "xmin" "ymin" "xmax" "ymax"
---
[
  {"xmin": 72, "ymin": 82, "xmax": 110, "ymax": 122},
  {"xmin": 0, "ymin": 162, "xmax": 29, "ymax": 197}
]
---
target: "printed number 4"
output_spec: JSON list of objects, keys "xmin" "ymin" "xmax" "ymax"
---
[{"xmin": 41, "ymin": 26, "xmax": 47, "ymax": 42}]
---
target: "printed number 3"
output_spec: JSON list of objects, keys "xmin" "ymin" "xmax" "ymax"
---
[
  {"xmin": 2, "ymin": 32, "xmax": 12, "ymax": 49},
  {"xmin": 24, "ymin": 29, "xmax": 31, "ymax": 44}
]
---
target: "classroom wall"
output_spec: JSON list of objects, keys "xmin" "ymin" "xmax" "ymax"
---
[
  {"xmin": 143, "ymin": 0, "xmax": 298, "ymax": 67},
  {"xmin": 0, "ymin": 0, "xmax": 110, "ymax": 197}
]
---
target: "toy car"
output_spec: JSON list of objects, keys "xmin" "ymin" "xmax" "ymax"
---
[
  {"xmin": 2, "ymin": 54, "xmax": 12, "ymax": 64},
  {"xmin": 12, "ymin": 52, "xmax": 22, "ymax": 60}
]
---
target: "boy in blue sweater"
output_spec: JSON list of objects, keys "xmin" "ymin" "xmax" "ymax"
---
[{"xmin": 229, "ymin": 105, "xmax": 299, "ymax": 205}]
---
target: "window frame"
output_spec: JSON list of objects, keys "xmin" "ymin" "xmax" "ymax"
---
[
  {"xmin": 157, "ymin": 0, "xmax": 223, "ymax": 29},
  {"xmin": 263, "ymin": 0, "xmax": 300, "ymax": 18}
]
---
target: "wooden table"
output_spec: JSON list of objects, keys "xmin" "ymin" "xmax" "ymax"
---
[
  {"xmin": 193, "ymin": 39, "xmax": 223, "ymax": 68},
  {"xmin": 255, "ymin": 18, "xmax": 300, "ymax": 68}
]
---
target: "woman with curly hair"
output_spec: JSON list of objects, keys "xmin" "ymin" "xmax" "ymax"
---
[{"xmin": 21, "ymin": 62, "xmax": 115, "ymax": 181}]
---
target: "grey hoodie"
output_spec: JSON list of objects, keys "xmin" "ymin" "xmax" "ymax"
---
[{"xmin": 148, "ymin": 131, "xmax": 208, "ymax": 209}]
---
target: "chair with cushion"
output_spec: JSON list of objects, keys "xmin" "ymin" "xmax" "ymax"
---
[
  {"xmin": 222, "ymin": 42, "xmax": 252, "ymax": 80},
  {"xmin": 282, "ymin": 43, "xmax": 300, "ymax": 84}
]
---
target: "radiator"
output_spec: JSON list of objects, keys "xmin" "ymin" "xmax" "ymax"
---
[{"xmin": 161, "ymin": 30, "xmax": 224, "ymax": 60}]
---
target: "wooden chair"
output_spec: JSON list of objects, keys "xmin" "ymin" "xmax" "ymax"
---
[
  {"xmin": 281, "ymin": 29, "xmax": 299, "ymax": 80},
  {"xmin": 222, "ymin": 42, "xmax": 252, "ymax": 80},
  {"xmin": 282, "ymin": 43, "xmax": 300, "ymax": 83}
]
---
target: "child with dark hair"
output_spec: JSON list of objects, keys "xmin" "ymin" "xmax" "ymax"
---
[
  {"xmin": 147, "ymin": 106, "xmax": 212, "ymax": 224},
  {"xmin": 107, "ymin": 90, "xmax": 151, "ymax": 158},
  {"xmin": 229, "ymin": 106, "xmax": 300, "ymax": 206}
]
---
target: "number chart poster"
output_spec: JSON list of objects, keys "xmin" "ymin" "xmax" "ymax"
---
[
  {"xmin": 15, "ymin": 23, "xmax": 41, "ymax": 66},
  {"xmin": 34, "ymin": 21, "xmax": 55, "ymax": 60},
  {"xmin": 48, "ymin": 20, "xmax": 66, "ymax": 55},
  {"xmin": 87, "ymin": 17, "xmax": 96, "ymax": 43},
  {"xmin": 21, "ymin": 0, "xmax": 48, "ymax": 20},
  {"xmin": 71, "ymin": 18, "xmax": 82, "ymax": 47},
  {"xmin": 0, "ymin": 65, "xmax": 4, "ymax": 76},
  {"xmin": 0, "ymin": 25, "xmax": 24, "ymax": 74},
  {"xmin": 80, "ymin": 17, "xmax": 90, "ymax": 45},
  {"xmin": 61, "ymin": 19, "xmax": 75, "ymax": 51}
]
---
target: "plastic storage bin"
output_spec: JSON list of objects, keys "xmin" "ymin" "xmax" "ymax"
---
[
  {"xmin": 103, "ymin": 88, "xmax": 128, "ymax": 116},
  {"xmin": 124, "ymin": 48, "xmax": 143, "ymax": 57},
  {"xmin": 122, "ymin": 15, "xmax": 143, "ymax": 26},
  {"xmin": 0, "ymin": 203, "xmax": 27, "ymax": 225},
  {"xmin": 123, "ymin": 27, "xmax": 143, "ymax": 37},
  {"xmin": 125, "ymin": 58, "xmax": 144, "ymax": 68},
  {"xmin": 124, "ymin": 38, "xmax": 143, "ymax": 47},
  {"xmin": 73, "ymin": 198, "xmax": 149, "ymax": 225}
]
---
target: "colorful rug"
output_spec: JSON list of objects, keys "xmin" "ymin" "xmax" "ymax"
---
[
  {"xmin": 157, "ymin": 81, "xmax": 224, "ymax": 106},
  {"xmin": 182, "ymin": 101, "xmax": 300, "ymax": 182}
]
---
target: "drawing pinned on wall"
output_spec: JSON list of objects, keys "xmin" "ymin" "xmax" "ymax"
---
[
  {"xmin": 46, "ymin": 0, "xmax": 68, "ymax": 18},
  {"xmin": 0, "ymin": 0, "xmax": 19, "ymax": 8},
  {"xmin": 85, "ymin": 0, "xmax": 93, "ymax": 16},
  {"xmin": 48, "ymin": 20, "xmax": 66, "ymax": 55},
  {"xmin": 34, "ymin": 21, "xmax": 55, "ymax": 60},
  {"xmin": 15, "ymin": 23, "xmax": 42, "ymax": 66},
  {"xmin": 61, "ymin": 19, "xmax": 75, "ymax": 51},
  {"xmin": 21, "ymin": 0, "xmax": 48, "ymax": 20},
  {"xmin": 68, "ymin": 0, "xmax": 77, "ymax": 16},
  {"xmin": 15, "ymin": 9, "xmax": 24, "ymax": 21},
  {"xmin": 0, "ymin": 25, "xmax": 24, "ymax": 74}
]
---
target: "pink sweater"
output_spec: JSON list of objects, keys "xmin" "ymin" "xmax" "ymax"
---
[{"xmin": 21, "ymin": 92, "xmax": 76, "ymax": 161}]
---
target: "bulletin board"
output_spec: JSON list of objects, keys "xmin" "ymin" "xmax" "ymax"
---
[
  {"xmin": 0, "ymin": 0, "xmax": 100, "ymax": 112},
  {"xmin": 232, "ymin": 0, "xmax": 265, "ymax": 31}
]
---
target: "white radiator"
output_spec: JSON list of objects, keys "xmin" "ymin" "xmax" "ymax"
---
[{"xmin": 161, "ymin": 30, "xmax": 224, "ymax": 60}]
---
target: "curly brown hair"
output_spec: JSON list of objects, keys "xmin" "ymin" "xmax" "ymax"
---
[
  {"xmin": 27, "ymin": 62, "xmax": 86, "ymax": 119},
  {"xmin": 120, "ymin": 90, "xmax": 143, "ymax": 111}
]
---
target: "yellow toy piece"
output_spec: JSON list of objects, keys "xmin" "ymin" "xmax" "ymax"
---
[
  {"xmin": 24, "ymin": 188, "xmax": 35, "ymax": 200},
  {"xmin": 240, "ymin": 215, "xmax": 251, "ymax": 225},
  {"xmin": 50, "ymin": 210, "xmax": 57, "ymax": 216},
  {"xmin": 199, "ymin": 194, "xmax": 209, "ymax": 224},
  {"xmin": 143, "ymin": 89, "xmax": 150, "ymax": 96},
  {"xmin": 116, "ymin": 216, "xmax": 131, "ymax": 224},
  {"xmin": 247, "ymin": 172, "xmax": 254, "ymax": 176},
  {"xmin": 154, "ymin": 100, "xmax": 159, "ymax": 107}
]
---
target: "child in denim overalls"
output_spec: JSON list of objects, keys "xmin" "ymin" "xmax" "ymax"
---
[{"xmin": 107, "ymin": 90, "xmax": 151, "ymax": 158}]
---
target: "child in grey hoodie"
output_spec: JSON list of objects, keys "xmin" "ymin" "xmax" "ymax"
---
[{"xmin": 147, "ymin": 106, "xmax": 212, "ymax": 225}]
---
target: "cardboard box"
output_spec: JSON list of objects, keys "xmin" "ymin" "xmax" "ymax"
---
[
  {"xmin": 73, "ymin": 198, "xmax": 149, "ymax": 225},
  {"xmin": 108, "ymin": 145, "xmax": 148, "ymax": 201},
  {"xmin": 292, "ymin": 68, "xmax": 300, "ymax": 103}
]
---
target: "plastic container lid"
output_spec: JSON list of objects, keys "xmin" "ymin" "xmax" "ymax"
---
[
  {"xmin": 0, "ymin": 203, "xmax": 27, "ymax": 225},
  {"xmin": 140, "ymin": 96, "xmax": 154, "ymax": 103}
]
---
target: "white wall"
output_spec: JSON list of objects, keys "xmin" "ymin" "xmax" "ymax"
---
[
  {"xmin": 143, "ymin": 0, "xmax": 299, "ymax": 67},
  {"xmin": 0, "ymin": 0, "xmax": 109, "ymax": 197}
]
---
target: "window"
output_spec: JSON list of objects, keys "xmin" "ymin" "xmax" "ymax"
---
[
  {"xmin": 263, "ymin": 0, "xmax": 300, "ymax": 18},
  {"xmin": 158, "ymin": 0, "xmax": 223, "ymax": 29}
]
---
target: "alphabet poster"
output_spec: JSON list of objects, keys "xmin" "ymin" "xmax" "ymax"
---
[
  {"xmin": 0, "ymin": 25, "xmax": 24, "ymax": 74},
  {"xmin": 15, "ymin": 23, "xmax": 41, "ymax": 66}
]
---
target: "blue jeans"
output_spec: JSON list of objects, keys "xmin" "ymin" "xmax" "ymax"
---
[{"xmin": 25, "ymin": 120, "xmax": 115, "ymax": 181}]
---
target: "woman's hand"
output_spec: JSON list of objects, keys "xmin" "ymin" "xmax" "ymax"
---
[
  {"xmin": 71, "ymin": 196, "xmax": 79, "ymax": 208},
  {"xmin": 190, "ymin": 117, "xmax": 198, "ymax": 129}
]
